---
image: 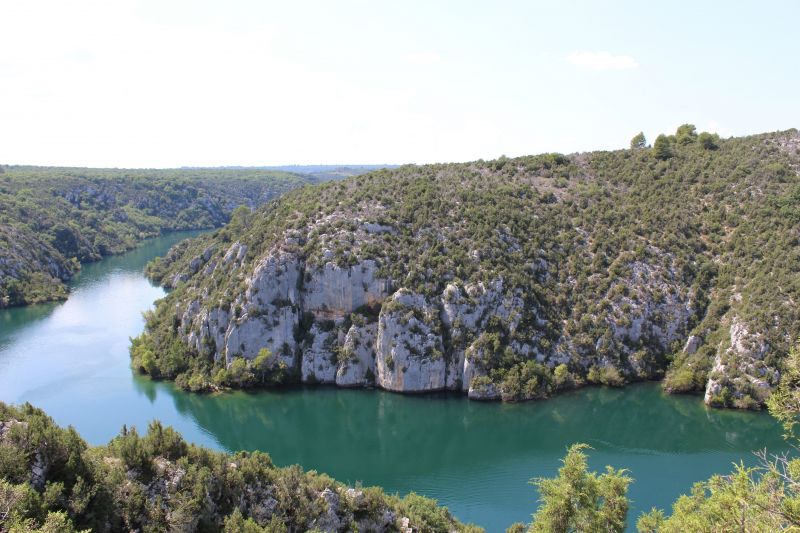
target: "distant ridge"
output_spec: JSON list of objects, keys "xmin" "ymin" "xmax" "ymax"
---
[{"xmin": 179, "ymin": 164, "xmax": 400, "ymax": 181}]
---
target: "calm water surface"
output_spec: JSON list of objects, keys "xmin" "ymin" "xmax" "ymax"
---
[{"xmin": 0, "ymin": 232, "xmax": 787, "ymax": 531}]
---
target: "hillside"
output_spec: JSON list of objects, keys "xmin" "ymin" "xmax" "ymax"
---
[
  {"xmin": 0, "ymin": 167, "xmax": 313, "ymax": 308},
  {"xmin": 133, "ymin": 127, "xmax": 800, "ymax": 409},
  {"xmin": 0, "ymin": 402, "xmax": 475, "ymax": 532}
]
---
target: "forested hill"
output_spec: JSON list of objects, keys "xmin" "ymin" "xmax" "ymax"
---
[
  {"xmin": 135, "ymin": 126, "xmax": 800, "ymax": 410},
  {"xmin": 0, "ymin": 166, "xmax": 313, "ymax": 308}
]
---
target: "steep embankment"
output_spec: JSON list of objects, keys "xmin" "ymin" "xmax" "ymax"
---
[
  {"xmin": 134, "ymin": 127, "xmax": 800, "ymax": 409},
  {"xmin": 0, "ymin": 402, "xmax": 475, "ymax": 532},
  {"xmin": 0, "ymin": 167, "xmax": 312, "ymax": 308}
]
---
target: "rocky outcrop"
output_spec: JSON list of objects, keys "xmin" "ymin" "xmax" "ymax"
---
[
  {"xmin": 704, "ymin": 318, "xmax": 779, "ymax": 408},
  {"xmin": 301, "ymin": 323, "xmax": 339, "ymax": 383},
  {"xmin": 604, "ymin": 260, "xmax": 693, "ymax": 351},
  {"xmin": 683, "ymin": 335, "xmax": 702, "ymax": 355},
  {"xmin": 224, "ymin": 308, "xmax": 298, "ymax": 366},
  {"xmin": 176, "ymin": 236, "xmax": 534, "ymax": 396},
  {"xmin": 181, "ymin": 245, "xmax": 301, "ymax": 368},
  {"xmin": 0, "ymin": 402, "xmax": 470, "ymax": 532},
  {"xmin": 441, "ymin": 280, "xmax": 529, "ymax": 392},
  {"xmin": 375, "ymin": 290, "xmax": 447, "ymax": 392},
  {"xmin": 336, "ymin": 322, "xmax": 378, "ymax": 387},
  {"xmin": 171, "ymin": 232, "xmax": 708, "ymax": 402}
]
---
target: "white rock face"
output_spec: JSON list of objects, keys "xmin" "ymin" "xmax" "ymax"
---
[
  {"xmin": 225, "ymin": 307, "xmax": 298, "ymax": 365},
  {"xmin": 173, "ymin": 232, "xmax": 716, "ymax": 404},
  {"xmin": 729, "ymin": 320, "xmax": 769, "ymax": 360},
  {"xmin": 683, "ymin": 335, "xmax": 702, "ymax": 355},
  {"xmin": 440, "ymin": 279, "xmax": 531, "ymax": 391},
  {"xmin": 445, "ymin": 349, "xmax": 467, "ymax": 391},
  {"xmin": 186, "ymin": 306, "xmax": 230, "ymax": 361},
  {"xmin": 461, "ymin": 352, "xmax": 480, "ymax": 393},
  {"xmin": 606, "ymin": 260, "xmax": 693, "ymax": 350},
  {"xmin": 310, "ymin": 488, "xmax": 343, "ymax": 532},
  {"xmin": 301, "ymin": 259, "xmax": 390, "ymax": 319},
  {"xmin": 222, "ymin": 241, "xmax": 248, "ymax": 267},
  {"xmin": 468, "ymin": 383, "xmax": 499, "ymax": 400},
  {"xmin": 704, "ymin": 318, "xmax": 777, "ymax": 405},
  {"xmin": 463, "ymin": 341, "xmax": 501, "ymax": 399},
  {"xmin": 375, "ymin": 290, "xmax": 447, "ymax": 392},
  {"xmin": 301, "ymin": 323, "xmax": 338, "ymax": 383},
  {"xmin": 181, "ymin": 246, "xmax": 301, "ymax": 368},
  {"xmin": 441, "ymin": 279, "xmax": 524, "ymax": 332},
  {"xmin": 336, "ymin": 322, "xmax": 378, "ymax": 386},
  {"xmin": 180, "ymin": 265, "xmax": 545, "ymax": 397},
  {"xmin": 245, "ymin": 250, "xmax": 301, "ymax": 308}
]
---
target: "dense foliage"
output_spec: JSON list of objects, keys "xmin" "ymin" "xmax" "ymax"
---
[
  {"xmin": 0, "ymin": 166, "xmax": 312, "ymax": 308},
  {"xmin": 0, "ymin": 402, "xmax": 477, "ymax": 533},
  {"xmin": 507, "ymin": 444, "xmax": 631, "ymax": 533},
  {"xmin": 135, "ymin": 127, "xmax": 800, "ymax": 408}
]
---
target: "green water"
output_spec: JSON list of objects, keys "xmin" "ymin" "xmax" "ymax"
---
[{"xmin": 0, "ymin": 232, "xmax": 788, "ymax": 531}]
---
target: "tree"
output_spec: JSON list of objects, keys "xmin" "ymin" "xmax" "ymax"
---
[
  {"xmin": 768, "ymin": 343, "xmax": 800, "ymax": 439},
  {"xmin": 636, "ymin": 464, "xmax": 799, "ymax": 532},
  {"xmin": 228, "ymin": 205, "xmax": 253, "ymax": 234},
  {"xmin": 653, "ymin": 135, "xmax": 673, "ymax": 160},
  {"xmin": 635, "ymin": 508, "xmax": 664, "ymax": 532},
  {"xmin": 223, "ymin": 507, "xmax": 283, "ymax": 532},
  {"xmin": 143, "ymin": 421, "xmax": 187, "ymax": 461},
  {"xmin": 554, "ymin": 364, "xmax": 571, "ymax": 389},
  {"xmin": 226, "ymin": 357, "xmax": 255, "ymax": 387},
  {"xmin": 252, "ymin": 348, "xmax": 273, "ymax": 383},
  {"xmin": 697, "ymin": 131, "xmax": 718, "ymax": 150},
  {"xmin": 526, "ymin": 444, "xmax": 631, "ymax": 533},
  {"xmin": 675, "ymin": 124, "xmax": 697, "ymax": 145},
  {"xmin": 252, "ymin": 348, "xmax": 288, "ymax": 386},
  {"xmin": 630, "ymin": 132, "xmax": 647, "ymax": 150}
]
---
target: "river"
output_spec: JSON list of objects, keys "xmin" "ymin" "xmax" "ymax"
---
[{"xmin": 0, "ymin": 231, "xmax": 787, "ymax": 531}]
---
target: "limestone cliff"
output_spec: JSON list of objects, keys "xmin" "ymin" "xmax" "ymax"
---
[{"xmin": 154, "ymin": 226, "xmax": 701, "ymax": 402}]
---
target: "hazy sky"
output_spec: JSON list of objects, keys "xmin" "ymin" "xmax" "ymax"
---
[{"xmin": 1, "ymin": 0, "xmax": 798, "ymax": 167}]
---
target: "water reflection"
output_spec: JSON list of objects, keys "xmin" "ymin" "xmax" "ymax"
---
[
  {"xmin": 142, "ymin": 379, "xmax": 785, "ymax": 530},
  {"xmin": 157, "ymin": 383, "xmax": 782, "ymax": 462}
]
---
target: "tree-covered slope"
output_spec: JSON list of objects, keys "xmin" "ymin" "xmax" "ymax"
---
[
  {"xmin": 0, "ymin": 402, "xmax": 476, "ymax": 532},
  {"xmin": 0, "ymin": 166, "xmax": 313, "ymax": 308},
  {"xmin": 134, "ymin": 127, "xmax": 800, "ymax": 409}
]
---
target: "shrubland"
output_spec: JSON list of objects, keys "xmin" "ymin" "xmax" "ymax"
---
[{"xmin": 134, "ymin": 126, "xmax": 800, "ymax": 409}]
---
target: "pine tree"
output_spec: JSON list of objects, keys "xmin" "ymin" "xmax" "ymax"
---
[
  {"xmin": 653, "ymin": 134, "xmax": 673, "ymax": 160},
  {"xmin": 527, "ymin": 444, "xmax": 631, "ymax": 533},
  {"xmin": 630, "ymin": 132, "xmax": 647, "ymax": 149}
]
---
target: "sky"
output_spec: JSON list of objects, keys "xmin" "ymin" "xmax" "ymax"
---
[{"xmin": 1, "ymin": 0, "xmax": 798, "ymax": 168}]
